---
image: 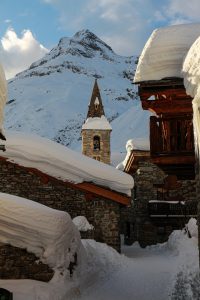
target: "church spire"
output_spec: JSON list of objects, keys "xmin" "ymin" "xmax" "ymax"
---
[
  {"xmin": 82, "ymin": 79, "xmax": 112, "ymax": 165},
  {"xmin": 87, "ymin": 79, "xmax": 105, "ymax": 118}
]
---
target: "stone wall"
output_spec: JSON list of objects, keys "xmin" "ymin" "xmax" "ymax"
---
[
  {"xmin": 0, "ymin": 244, "xmax": 54, "ymax": 281},
  {"xmin": 0, "ymin": 159, "xmax": 122, "ymax": 281},
  {"xmin": 82, "ymin": 129, "xmax": 111, "ymax": 164},
  {"xmin": 121, "ymin": 160, "xmax": 197, "ymax": 247},
  {"xmin": 0, "ymin": 159, "xmax": 120, "ymax": 252}
]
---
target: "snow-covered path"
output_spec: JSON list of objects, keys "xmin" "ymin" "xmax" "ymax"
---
[
  {"xmin": 0, "ymin": 228, "xmax": 198, "ymax": 300},
  {"xmin": 78, "ymin": 242, "xmax": 179, "ymax": 300}
]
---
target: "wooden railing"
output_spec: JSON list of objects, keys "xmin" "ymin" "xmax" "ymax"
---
[
  {"xmin": 148, "ymin": 201, "xmax": 197, "ymax": 217},
  {"xmin": 150, "ymin": 116, "xmax": 194, "ymax": 156}
]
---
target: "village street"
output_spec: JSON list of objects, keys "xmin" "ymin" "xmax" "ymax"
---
[
  {"xmin": 76, "ymin": 240, "xmax": 181, "ymax": 300},
  {"xmin": 0, "ymin": 227, "xmax": 198, "ymax": 300}
]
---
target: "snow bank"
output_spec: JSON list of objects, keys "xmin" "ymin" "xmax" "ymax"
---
[
  {"xmin": 0, "ymin": 192, "xmax": 81, "ymax": 272},
  {"xmin": 182, "ymin": 35, "xmax": 200, "ymax": 158},
  {"xmin": 0, "ymin": 63, "xmax": 7, "ymax": 137},
  {"xmin": 1, "ymin": 131, "xmax": 134, "ymax": 196},
  {"xmin": 0, "ymin": 239, "xmax": 123, "ymax": 300},
  {"xmin": 166, "ymin": 219, "xmax": 199, "ymax": 299},
  {"xmin": 73, "ymin": 216, "xmax": 94, "ymax": 231},
  {"xmin": 82, "ymin": 116, "xmax": 112, "ymax": 130},
  {"xmin": 0, "ymin": 219, "xmax": 199, "ymax": 300},
  {"xmin": 187, "ymin": 218, "xmax": 198, "ymax": 239},
  {"xmin": 134, "ymin": 23, "xmax": 200, "ymax": 82}
]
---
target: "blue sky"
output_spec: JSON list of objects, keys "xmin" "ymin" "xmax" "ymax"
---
[{"xmin": 1, "ymin": 0, "xmax": 200, "ymax": 78}]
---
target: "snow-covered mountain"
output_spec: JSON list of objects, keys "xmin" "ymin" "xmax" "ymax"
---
[{"xmin": 5, "ymin": 29, "xmax": 146, "ymax": 153}]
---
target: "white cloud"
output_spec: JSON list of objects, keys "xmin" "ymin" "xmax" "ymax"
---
[
  {"xmin": 0, "ymin": 28, "xmax": 48, "ymax": 79},
  {"xmin": 41, "ymin": 0, "xmax": 165, "ymax": 55},
  {"xmin": 167, "ymin": 0, "xmax": 200, "ymax": 20},
  {"xmin": 41, "ymin": 0, "xmax": 200, "ymax": 56}
]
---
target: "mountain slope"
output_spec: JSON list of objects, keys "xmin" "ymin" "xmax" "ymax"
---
[{"xmin": 5, "ymin": 29, "xmax": 139, "ymax": 150}]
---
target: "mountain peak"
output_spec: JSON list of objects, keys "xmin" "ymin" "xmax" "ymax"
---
[
  {"xmin": 16, "ymin": 29, "xmax": 134, "ymax": 81},
  {"xmin": 72, "ymin": 29, "xmax": 113, "ymax": 52},
  {"xmin": 73, "ymin": 29, "xmax": 96, "ymax": 40}
]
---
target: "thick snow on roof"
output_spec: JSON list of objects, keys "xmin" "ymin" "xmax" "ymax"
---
[
  {"xmin": 116, "ymin": 139, "xmax": 148, "ymax": 171},
  {"xmin": 82, "ymin": 116, "xmax": 112, "ymax": 130},
  {"xmin": 134, "ymin": 23, "xmax": 200, "ymax": 82},
  {"xmin": 183, "ymin": 35, "xmax": 200, "ymax": 157},
  {"xmin": 1, "ymin": 131, "xmax": 133, "ymax": 195},
  {"xmin": 117, "ymin": 139, "xmax": 137, "ymax": 171},
  {"xmin": 0, "ymin": 63, "xmax": 7, "ymax": 135},
  {"xmin": 183, "ymin": 35, "xmax": 200, "ymax": 98},
  {"xmin": 0, "ymin": 192, "xmax": 80, "ymax": 271}
]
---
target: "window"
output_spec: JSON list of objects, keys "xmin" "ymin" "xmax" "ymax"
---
[
  {"xmin": 93, "ymin": 156, "xmax": 100, "ymax": 161},
  {"xmin": 93, "ymin": 136, "xmax": 100, "ymax": 151}
]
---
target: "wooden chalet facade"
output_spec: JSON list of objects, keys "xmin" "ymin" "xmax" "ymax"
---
[
  {"xmin": 137, "ymin": 77, "xmax": 195, "ymax": 180},
  {"xmin": 121, "ymin": 77, "xmax": 198, "ymax": 247},
  {"xmin": 124, "ymin": 24, "xmax": 200, "ymax": 246}
]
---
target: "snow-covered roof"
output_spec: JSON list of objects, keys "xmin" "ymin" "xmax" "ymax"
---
[
  {"xmin": 182, "ymin": 35, "xmax": 200, "ymax": 158},
  {"xmin": 134, "ymin": 23, "xmax": 200, "ymax": 82},
  {"xmin": 82, "ymin": 116, "xmax": 112, "ymax": 130},
  {"xmin": 0, "ymin": 63, "xmax": 7, "ymax": 135},
  {"xmin": 1, "ymin": 131, "xmax": 133, "ymax": 196},
  {"xmin": 116, "ymin": 138, "xmax": 150, "ymax": 171},
  {"xmin": 0, "ymin": 192, "xmax": 80, "ymax": 272},
  {"xmin": 183, "ymin": 35, "xmax": 200, "ymax": 98},
  {"xmin": 117, "ymin": 139, "xmax": 138, "ymax": 171}
]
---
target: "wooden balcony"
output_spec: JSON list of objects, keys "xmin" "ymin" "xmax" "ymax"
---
[
  {"xmin": 149, "ymin": 115, "xmax": 195, "ymax": 179},
  {"xmin": 138, "ymin": 78, "xmax": 193, "ymax": 115},
  {"xmin": 148, "ymin": 200, "xmax": 197, "ymax": 218}
]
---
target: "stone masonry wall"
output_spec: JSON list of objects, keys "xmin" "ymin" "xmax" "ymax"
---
[
  {"xmin": 0, "ymin": 244, "xmax": 54, "ymax": 281},
  {"xmin": 121, "ymin": 160, "xmax": 197, "ymax": 247},
  {"xmin": 82, "ymin": 129, "xmax": 111, "ymax": 164},
  {"xmin": 0, "ymin": 159, "xmax": 120, "ymax": 251}
]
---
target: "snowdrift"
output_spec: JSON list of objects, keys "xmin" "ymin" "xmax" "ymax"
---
[{"xmin": 0, "ymin": 193, "xmax": 81, "ymax": 271}]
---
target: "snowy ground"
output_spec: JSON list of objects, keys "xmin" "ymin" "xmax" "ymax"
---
[
  {"xmin": 76, "ymin": 238, "xmax": 190, "ymax": 300},
  {"xmin": 0, "ymin": 220, "xmax": 198, "ymax": 300}
]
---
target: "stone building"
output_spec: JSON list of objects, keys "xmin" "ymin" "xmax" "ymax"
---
[
  {"xmin": 0, "ymin": 194, "xmax": 79, "ymax": 282},
  {"xmin": 82, "ymin": 80, "xmax": 112, "ymax": 164},
  {"xmin": 0, "ymin": 133, "xmax": 133, "ymax": 255},
  {"xmin": 0, "ymin": 132, "xmax": 133, "ymax": 281}
]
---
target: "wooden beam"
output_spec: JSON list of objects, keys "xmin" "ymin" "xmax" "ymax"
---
[
  {"xmin": 151, "ymin": 155, "xmax": 195, "ymax": 165},
  {"xmin": 76, "ymin": 182, "xmax": 130, "ymax": 205},
  {"xmin": 141, "ymin": 99, "xmax": 192, "ymax": 114},
  {"xmin": 124, "ymin": 150, "xmax": 150, "ymax": 174}
]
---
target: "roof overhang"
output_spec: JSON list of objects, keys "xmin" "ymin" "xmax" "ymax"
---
[{"xmin": 0, "ymin": 156, "xmax": 130, "ymax": 206}]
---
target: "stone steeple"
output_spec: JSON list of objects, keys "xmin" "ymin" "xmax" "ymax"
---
[
  {"xmin": 82, "ymin": 80, "xmax": 112, "ymax": 164},
  {"xmin": 87, "ymin": 79, "xmax": 105, "ymax": 118}
]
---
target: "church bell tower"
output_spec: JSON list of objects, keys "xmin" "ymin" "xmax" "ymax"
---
[{"xmin": 82, "ymin": 79, "xmax": 112, "ymax": 164}]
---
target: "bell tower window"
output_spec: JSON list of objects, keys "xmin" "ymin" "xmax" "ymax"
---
[
  {"xmin": 94, "ymin": 97, "xmax": 100, "ymax": 110},
  {"xmin": 93, "ymin": 135, "xmax": 100, "ymax": 151}
]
